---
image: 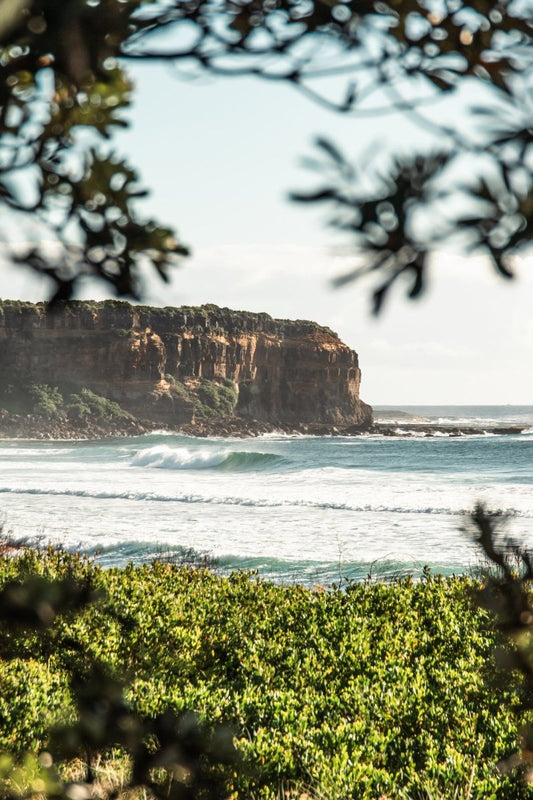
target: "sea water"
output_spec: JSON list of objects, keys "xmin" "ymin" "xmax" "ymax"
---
[{"xmin": 0, "ymin": 406, "xmax": 532, "ymax": 584}]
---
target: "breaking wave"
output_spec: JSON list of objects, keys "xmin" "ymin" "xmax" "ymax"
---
[
  {"xmin": 131, "ymin": 444, "xmax": 285, "ymax": 471},
  {"xmin": 0, "ymin": 485, "xmax": 530, "ymax": 518}
]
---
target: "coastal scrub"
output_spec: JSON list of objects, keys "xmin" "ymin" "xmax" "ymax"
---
[{"xmin": 0, "ymin": 549, "xmax": 529, "ymax": 799}]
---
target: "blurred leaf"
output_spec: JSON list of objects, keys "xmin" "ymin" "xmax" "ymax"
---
[
  {"xmin": 315, "ymin": 137, "xmax": 347, "ymax": 167},
  {"xmin": 289, "ymin": 188, "xmax": 337, "ymax": 202}
]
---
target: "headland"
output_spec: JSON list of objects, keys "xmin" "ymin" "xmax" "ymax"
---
[{"xmin": 0, "ymin": 299, "xmax": 372, "ymax": 438}]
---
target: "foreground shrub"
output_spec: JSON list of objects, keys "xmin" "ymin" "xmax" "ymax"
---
[
  {"xmin": 0, "ymin": 659, "xmax": 71, "ymax": 753},
  {"xmin": 0, "ymin": 549, "xmax": 531, "ymax": 799}
]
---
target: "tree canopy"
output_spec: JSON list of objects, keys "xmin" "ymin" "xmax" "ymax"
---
[{"xmin": 0, "ymin": 1, "xmax": 532, "ymax": 308}]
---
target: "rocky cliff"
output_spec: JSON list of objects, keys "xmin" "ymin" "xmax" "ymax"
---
[{"xmin": 0, "ymin": 300, "xmax": 372, "ymax": 434}]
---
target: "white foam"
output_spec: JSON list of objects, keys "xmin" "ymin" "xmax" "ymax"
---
[
  {"xmin": 0, "ymin": 484, "xmax": 531, "ymax": 519},
  {"xmin": 2, "ymin": 424, "xmax": 532, "ymax": 576},
  {"xmin": 131, "ymin": 445, "xmax": 227, "ymax": 470},
  {"xmin": 143, "ymin": 429, "xmax": 180, "ymax": 437}
]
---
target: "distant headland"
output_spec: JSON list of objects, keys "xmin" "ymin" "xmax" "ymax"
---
[{"xmin": 0, "ymin": 299, "xmax": 373, "ymax": 439}]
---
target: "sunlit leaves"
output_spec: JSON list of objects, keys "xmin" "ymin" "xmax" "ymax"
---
[
  {"xmin": 18, "ymin": 148, "xmax": 189, "ymax": 302},
  {"xmin": 0, "ymin": 552, "xmax": 238, "ymax": 800},
  {"xmin": 41, "ymin": 69, "xmax": 133, "ymax": 143},
  {"xmin": 0, "ymin": 550, "xmax": 525, "ymax": 799}
]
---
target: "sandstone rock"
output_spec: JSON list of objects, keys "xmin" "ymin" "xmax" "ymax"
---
[{"xmin": 0, "ymin": 300, "xmax": 372, "ymax": 434}]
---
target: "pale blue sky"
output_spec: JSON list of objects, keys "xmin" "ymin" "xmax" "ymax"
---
[{"xmin": 1, "ymin": 61, "xmax": 531, "ymax": 405}]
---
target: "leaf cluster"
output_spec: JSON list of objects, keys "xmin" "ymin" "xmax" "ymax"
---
[
  {"xmin": 124, "ymin": 1, "xmax": 533, "ymax": 96},
  {"xmin": 0, "ymin": 0, "xmax": 187, "ymax": 303}
]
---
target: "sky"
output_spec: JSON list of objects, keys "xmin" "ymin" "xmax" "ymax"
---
[{"xmin": 1, "ymin": 61, "xmax": 532, "ymax": 406}]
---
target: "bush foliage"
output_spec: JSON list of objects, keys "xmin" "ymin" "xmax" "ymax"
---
[
  {"xmin": 66, "ymin": 389, "xmax": 131, "ymax": 422},
  {"xmin": 0, "ymin": 549, "xmax": 531, "ymax": 800},
  {"xmin": 0, "ymin": 383, "xmax": 131, "ymax": 423},
  {"xmin": 168, "ymin": 378, "xmax": 238, "ymax": 421}
]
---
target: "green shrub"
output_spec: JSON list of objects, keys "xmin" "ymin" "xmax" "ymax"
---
[
  {"xmin": 65, "ymin": 398, "xmax": 90, "ymax": 421},
  {"xmin": 0, "ymin": 381, "xmax": 132, "ymax": 423},
  {"xmin": 196, "ymin": 380, "xmax": 219, "ymax": 408},
  {"xmin": 67, "ymin": 389, "xmax": 130, "ymax": 421},
  {"xmin": 171, "ymin": 380, "xmax": 190, "ymax": 399},
  {"xmin": 0, "ymin": 551, "xmax": 529, "ymax": 800},
  {"xmin": 0, "ymin": 659, "xmax": 71, "ymax": 753},
  {"xmin": 28, "ymin": 384, "xmax": 64, "ymax": 419},
  {"xmin": 216, "ymin": 381, "xmax": 238, "ymax": 415},
  {"xmin": 196, "ymin": 379, "xmax": 237, "ymax": 418},
  {"xmin": 0, "ymin": 382, "xmax": 64, "ymax": 417},
  {"xmin": 167, "ymin": 378, "xmax": 237, "ymax": 420}
]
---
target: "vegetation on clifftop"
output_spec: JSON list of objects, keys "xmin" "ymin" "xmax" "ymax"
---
[{"xmin": 0, "ymin": 300, "xmax": 339, "ymax": 339}]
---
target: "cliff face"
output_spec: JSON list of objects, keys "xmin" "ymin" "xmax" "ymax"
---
[{"xmin": 0, "ymin": 301, "xmax": 372, "ymax": 429}]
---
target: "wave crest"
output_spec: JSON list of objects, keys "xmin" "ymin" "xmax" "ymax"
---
[
  {"xmin": 131, "ymin": 444, "xmax": 284, "ymax": 471},
  {"xmin": 0, "ymin": 485, "xmax": 531, "ymax": 518}
]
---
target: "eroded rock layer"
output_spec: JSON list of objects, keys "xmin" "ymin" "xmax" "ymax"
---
[{"xmin": 0, "ymin": 300, "xmax": 372, "ymax": 429}]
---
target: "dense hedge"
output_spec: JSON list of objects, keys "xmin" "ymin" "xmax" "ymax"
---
[{"xmin": 0, "ymin": 550, "xmax": 531, "ymax": 799}]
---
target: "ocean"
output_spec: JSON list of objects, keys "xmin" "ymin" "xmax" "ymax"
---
[{"xmin": 1, "ymin": 405, "xmax": 532, "ymax": 584}]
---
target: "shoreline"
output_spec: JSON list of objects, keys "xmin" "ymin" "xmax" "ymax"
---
[{"xmin": 0, "ymin": 412, "xmax": 529, "ymax": 441}]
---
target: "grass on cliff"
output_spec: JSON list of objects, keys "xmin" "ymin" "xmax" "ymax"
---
[{"xmin": 0, "ymin": 547, "xmax": 531, "ymax": 800}]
